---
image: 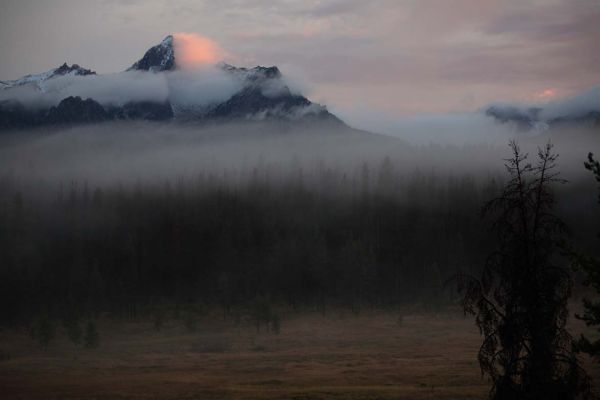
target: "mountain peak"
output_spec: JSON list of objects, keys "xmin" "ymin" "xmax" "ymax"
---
[
  {"xmin": 219, "ymin": 63, "xmax": 282, "ymax": 81},
  {"xmin": 1, "ymin": 37, "xmax": 345, "ymax": 129},
  {"xmin": 0, "ymin": 63, "xmax": 96, "ymax": 90},
  {"xmin": 54, "ymin": 63, "xmax": 96, "ymax": 77},
  {"xmin": 128, "ymin": 35, "xmax": 175, "ymax": 72}
]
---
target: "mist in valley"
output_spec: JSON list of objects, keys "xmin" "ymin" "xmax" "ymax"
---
[
  {"xmin": 1, "ymin": 119, "xmax": 599, "ymax": 314},
  {"xmin": 2, "ymin": 3, "xmax": 600, "ymax": 397},
  {"xmin": 2, "ymin": 109, "xmax": 600, "ymax": 400}
]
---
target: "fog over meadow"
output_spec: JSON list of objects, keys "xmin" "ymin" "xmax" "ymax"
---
[{"xmin": 3, "ymin": 2, "xmax": 600, "ymax": 397}]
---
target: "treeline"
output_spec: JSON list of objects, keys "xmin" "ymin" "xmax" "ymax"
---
[{"xmin": 0, "ymin": 157, "xmax": 593, "ymax": 327}]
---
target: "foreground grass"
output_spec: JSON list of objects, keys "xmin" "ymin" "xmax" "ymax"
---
[{"xmin": 0, "ymin": 311, "xmax": 597, "ymax": 399}]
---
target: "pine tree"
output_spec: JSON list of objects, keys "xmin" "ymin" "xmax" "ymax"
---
[
  {"xmin": 456, "ymin": 141, "xmax": 591, "ymax": 400},
  {"xmin": 573, "ymin": 153, "xmax": 600, "ymax": 359}
]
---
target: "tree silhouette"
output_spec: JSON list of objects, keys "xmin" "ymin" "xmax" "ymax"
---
[
  {"xmin": 573, "ymin": 153, "xmax": 600, "ymax": 360},
  {"xmin": 457, "ymin": 141, "xmax": 591, "ymax": 400}
]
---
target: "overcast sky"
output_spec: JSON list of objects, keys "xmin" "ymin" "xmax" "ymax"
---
[{"xmin": 1, "ymin": 0, "xmax": 599, "ymax": 116}]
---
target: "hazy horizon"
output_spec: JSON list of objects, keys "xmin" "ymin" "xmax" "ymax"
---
[
  {"xmin": 1, "ymin": 3, "xmax": 600, "ymax": 398},
  {"xmin": 2, "ymin": 0, "xmax": 600, "ymax": 120}
]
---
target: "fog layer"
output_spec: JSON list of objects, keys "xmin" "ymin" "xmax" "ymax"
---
[
  {"xmin": 0, "ymin": 121, "xmax": 598, "ymax": 190},
  {"xmin": 0, "ymin": 67, "xmax": 247, "ymax": 111}
]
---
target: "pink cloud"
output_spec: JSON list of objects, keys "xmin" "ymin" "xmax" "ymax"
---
[{"xmin": 172, "ymin": 33, "xmax": 229, "ymax": 69}]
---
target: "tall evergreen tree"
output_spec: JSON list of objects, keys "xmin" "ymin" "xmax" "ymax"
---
[
  {"xmin": 457, "ymin": 141, "xmax": 591, "ymax": 400},
  {"xmin": 574, "ymin": 153, "xmax": 600, "ymax": 359}
]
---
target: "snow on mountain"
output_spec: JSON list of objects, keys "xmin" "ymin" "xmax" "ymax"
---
[
  {"xmin": 0, "ymin": 35, "xmax": 342, "ymax": 129},
  {"xmin": 1, "ymin": 63, "xmax": 96, "ymax": 92},
  {"xmin": 128, "ymin": 35, "xmax": 175, "ymax": 72}
]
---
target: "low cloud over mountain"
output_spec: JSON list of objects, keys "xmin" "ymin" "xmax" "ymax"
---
[
  {"xmin": 0, "ymin": 34, "xmax": 340, "ymax": 130},
  {"xmin": 485, "ymin": 85, "xmax": 600, "ymax": 131}
]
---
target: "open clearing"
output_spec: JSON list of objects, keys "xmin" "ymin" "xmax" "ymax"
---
[{"xmin": 1, "ymin": 311, "xmax": 598, "ymax": 399}]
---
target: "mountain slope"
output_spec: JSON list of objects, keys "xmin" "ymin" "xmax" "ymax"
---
[
  {"xmin": 0, "ymin": 36, "xmax": 343, "ymax": 130},
  {"xmin": 1, "ymin": 63, "xmax": 96, "ymax": 91},
  {"xmin": 127, "ymin": 35, "xmax": 175, "ymax": 72},
  {"xmin": 485, "ymin": 85, "xmax": 600, "ymax": 131}
]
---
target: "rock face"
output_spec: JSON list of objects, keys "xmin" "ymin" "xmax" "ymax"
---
[
  {"xmin": 110, "ymin": 101, "xmax": 174, "ymax": 121},
  {"xmin": 220, "ymin": 64, "xmax": 282, "ymax": 81},
  {"xmin": 0, "ymin": 35, "xmax": 343, "ymax": 131},
  {"xmin": 205, "ymin": 63, "xmax": 341, "ymax": 123},
  {"xmin": 205, "ymin": 85, "xmax": 334, "ymax": 123},
  {"xmin": 0, "ymin": 100, "xmax": 45, "ymax": 129},
  {"xmin": 53, "ymin": 63, "xmax": 96, "ymax": 77},
  {"xmin": 0, "ymin": 96, "xmax": 174, "ymax": 129},
  {"xmin": 46, "ymin": 96, "xmax": 110, "ymax": 124},
  {"xmin": 127, "ymin": 35, "xmax": 175, "ymax": 72}
]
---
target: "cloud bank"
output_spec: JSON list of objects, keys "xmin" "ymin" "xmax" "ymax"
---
[
  {"xmin": 0, "ymin": 67, "xmax": 246, "ymax": 111},
  {"xmin": 541, "ymin": 85, "xmax": 600, "ymax": 121},
  {"xmin": 2, "ymin": 0, "xmax": 599, "ymax": 115},
  {"xmin": 333, "ymin": 105, "xmax": 515, "ymax": 146}
]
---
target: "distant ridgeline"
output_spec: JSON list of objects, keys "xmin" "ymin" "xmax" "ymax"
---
[
  {"xmin": 484, "ymin": 86, "xmax": 600, "ymax": 132},
  {"xmin": 0, "ymin": 35, "xmax": 342, "ymax": 130}
]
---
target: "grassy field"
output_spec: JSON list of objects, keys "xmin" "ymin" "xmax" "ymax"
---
[{"xmin": 0, "ymin": 311, "xmax": 597, "ymax": 399}]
